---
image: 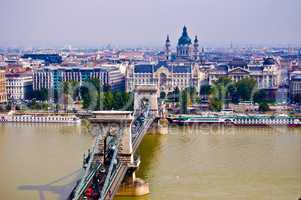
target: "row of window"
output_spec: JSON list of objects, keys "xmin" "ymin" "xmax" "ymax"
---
[
  {"xmin": 0, "ymin": 95, "xmax": 7, "ymax": 102},
  {"xmin": 134, "ymin": 74, "xmax": 191, "ymax": 78},
  {"xmin": 235, "ymin": 118, "xmax": 293, "ymax": 123},
  {"xmin": 134, "ymin": 79, "xmax": 191, "ymax": 84},
  {"xmin": 12, "ymin": 116, "xmax": 75, "ymax": 121}
]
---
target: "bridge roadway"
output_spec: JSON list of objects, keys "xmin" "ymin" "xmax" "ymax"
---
[{"xmin": 68, "ymin": 106, "xmax": 155, "ymax": 200}]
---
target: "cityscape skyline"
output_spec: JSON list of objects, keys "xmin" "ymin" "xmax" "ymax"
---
[
  {"xmin": 1, "ymin": 0, "xmax": 301, "ymax": 48},
  {"xmin": 1, "ymin": 1, "xmax": 301, "ymax": 200}
]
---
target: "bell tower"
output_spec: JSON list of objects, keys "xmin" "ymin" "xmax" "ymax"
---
[
  {"xmin": 193, "ymin": 36, "xmax": 199, "ymax": 61},
  {"xmin": 165, "ymin": 35, "xmax": 171, "ymax": 61}
]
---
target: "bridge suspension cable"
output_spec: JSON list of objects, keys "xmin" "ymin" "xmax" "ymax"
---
[
  {"xmin": 71, "ymin": 127, "xmax": 106, "ymax": 200},
  {"xmin": 68, "ymin": 103, "xmax": 156, "ymax": 200},
  {"xmin": 98, "ymin": 128, "xmax": 123, "ymax": 200}
]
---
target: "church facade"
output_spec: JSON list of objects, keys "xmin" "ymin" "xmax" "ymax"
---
[{"xmin": 126, "ymin": 27, "xmax": 205, "ymax": 94}]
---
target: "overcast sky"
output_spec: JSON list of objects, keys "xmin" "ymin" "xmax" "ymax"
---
[{"xmin": 1, "ymin": 0, "xmax": 300, "ymax": 48}]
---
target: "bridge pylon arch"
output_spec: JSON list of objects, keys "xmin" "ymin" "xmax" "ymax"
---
[{"xmin": 134, "ymin": 84, "xmax": 159, "ymax": 117}]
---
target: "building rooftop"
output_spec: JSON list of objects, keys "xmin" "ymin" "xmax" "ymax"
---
[
  {"xmin": 40, "ymin": 65, "xmax": 119, "ymax": 72},
  {"xmin": 134, "ymin": 64, "xmax": 154, "ymax": 73},
  {"xmin": 229, "ymin": 58, "xmax": 248, "ymax": 68},
  {"xmin": 263, "ymin": 58, "xmax": 276, "ymax": 65},
  {"xmin": 291, "ymin": 74, "xmax": 301, "ymax": 80},
  {"xmin": 249, "ymin": 66, "xmax": 264, "ymax": 72},
  {"xmin": 134, "ymin": 63, "xmax": 192, "ymax": 74}
]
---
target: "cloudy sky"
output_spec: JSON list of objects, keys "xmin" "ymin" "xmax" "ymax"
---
[{"xmin": 0, "ymin": 0, "xmax": 300, "ymax": 48}]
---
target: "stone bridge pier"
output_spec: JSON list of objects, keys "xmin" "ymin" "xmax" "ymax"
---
[
  {"xmin": 89, "ymin": 111, "xmax": 134, "ymax": 166},
  {"xmin": 134, "ymin": 84, "xmax": 159, "ymax": 116},
  {"xmin": 134, "ymin": 84, "xmax": 168, "ymax": 134},
  {"xmin": 89, "ymin": 111, "xmax": 149, "ymax": 197}
]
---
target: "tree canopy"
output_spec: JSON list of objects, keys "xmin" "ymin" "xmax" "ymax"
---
[
  {"xmin": 258, "ymin": 102, "xmax": 270, "ymax": 112},
  {"xmin": 236, "ymin": 78, "xmax": 257, "ymax": 101}
]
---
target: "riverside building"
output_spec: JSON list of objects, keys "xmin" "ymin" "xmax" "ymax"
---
[
  {"xmin": 33, "ymin": 66, "xmax": 125, "ymax": 91},
  {"xmin": 6, "ymin": 73, "xmax": 33, "ymax": 101},
  {"xmin": 289, "ymin": 72, "xmax": 301, "ymax": 103},
  {"xmin": 0, "ymin": 70, "xmax": 7, "ymax": 103},
  {"xmin": 208, "ymin": 58, "xmax": 281, "ymax": 89},
  {"xmin": 126, "ymin": 61, "xmax": 205, "ymax": 93}
]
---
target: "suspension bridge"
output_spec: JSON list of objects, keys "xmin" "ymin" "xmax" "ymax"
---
[{"xmin": 68, "ymin": 85, "xmax": 161, "ymax": 200}]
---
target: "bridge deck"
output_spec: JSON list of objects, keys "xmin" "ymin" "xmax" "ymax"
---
[{"xmin": 69, "ymin": 107, "xmax": 155, "ymax": 200}]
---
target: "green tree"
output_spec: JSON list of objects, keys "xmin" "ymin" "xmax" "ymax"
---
[
  {"xmin": 236, "ymin": 78, "xmax": 257, "ymax": 101},
  {"xmin": 212, "ymin": 77, "xmax": 233, "ymax": 100},
  {"xmin": 160, "ymin": 91, "xmax": 166, "ymax": 99},
  {"xmin": 209, "ymin": 98, "xmax": 223, "ymax": 111},
  {"xmin": 200, "ymin": 85, "xmax": 211, "ymax": 95},
  {"xmin": 180, "ymin": 90, "xmax": 188, "ymax": 114},
  {"xmin": 80, "ymin": 86, "xmax": 92, "ymax": 109},
  {"xmin": 102, "ymin": 84, "xmax": 111, "ymax": 92},
  {"xmin": 31, "ymin": 89, "xmax": 48, "ymax": 101},
  {"xmin": 62, "ymin": 81, "xmax": 79, "ymax": 96},
  {"xmin": 77, "ymin": 79, "xmax": 134, "ymax": 111},
  {"xmin": 174, "ymin": 87, "xmax": 180, "ymax": 95},
  {"xmin": 167, "ymin": 87, "xmax": 180, "ymax": 102},
  {"xmin": 123, "ymin": 92, "xmax": 134, "ymax": 111},
  {"xmin": 258, "ymin": 102, "xmax": 270, "ymax": 112},
  {"xmin": 214, "ymin": 77, "xmax": 233, "ymax": 86},
  {"xmin": 79, "ymin": 79, "xmax": 101, "ymax": 110},
  {"xmin": 254, "ymin": 89, "xmax": 276, "ymax": 104},
  {"xmin": 209, "ymin": 77, "xmax": 234, "ymax": 109},
  {"xmin": 185, "ymin": 86, "xmax": 197, "ymax": 104},
  {"xmin": 104, "ymin": 92, "xmax": 114, "ymax": 110},
  {"xmin": 62, "ymin": 81, "xmax": 70, "ymax": 95},
  {"xmin": 88, "ymin": 79, "xmax": 101, "ymax": 91},
  {"xmin": 113, "ymin": 91, "xmax": 125, "ymax": 110},
  {"xmin": 62, "ymin": 81, "xmax": 75, "ymax": 110},
  {"xmin": 28, "ymin": 100, "xmax": 49, "ymax": 110},
  {"xmin": 292, "ymin": 94, "xmax": 301, "ymax": 104}
]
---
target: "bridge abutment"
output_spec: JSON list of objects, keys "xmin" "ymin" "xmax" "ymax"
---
[
  {"xmin": 89, "ymin": 111, "xmax": 134, "ymax": 165},
  {"xmin": 116, "ymin": 171, "xmax": 150, "ymax": 196},
  {"xmin": 147, "ymin": 118, "xmax": 169, "ymax": 135},
  {"xmin": 81, "ymin": 85, "xmax": 165, "ymax": 199},
  {"xmin": 134, "ymin": 85, "xmax": 159, "ymax": 117}
]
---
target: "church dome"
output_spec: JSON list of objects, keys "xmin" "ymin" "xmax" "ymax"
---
[{"xmin": 178, "ymin": 26, "xmax": 192, "ymax": 46}]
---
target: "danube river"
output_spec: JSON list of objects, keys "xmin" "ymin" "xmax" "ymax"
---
[{"xmin": 0, "ymin": 123, "xmax": 301, "ymax": 200}]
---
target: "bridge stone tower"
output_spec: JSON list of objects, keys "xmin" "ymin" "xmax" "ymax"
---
[
  {"xmin": 77, "ymin": 87, "xmax": 162, "ymax": 198},
  {"xmin": 134, "ymin": 85, "xmax": 159, "ymax": 116},
  {"xmin": 89, "ymin": 111, "xmax": 134, "ymax": 165}
]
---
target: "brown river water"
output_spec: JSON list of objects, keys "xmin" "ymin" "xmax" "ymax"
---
[{"xmin": 0, "ymin": 123, "xmax": 301, "ymax": 200}]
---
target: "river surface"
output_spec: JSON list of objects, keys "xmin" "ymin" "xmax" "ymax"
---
[{"xmin": 0, "ymin": 124, "xmax": 301, "ymax": 200}]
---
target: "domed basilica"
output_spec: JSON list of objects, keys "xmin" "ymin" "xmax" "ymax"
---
[
  {"xmin": 165, "ymin": 26, "xmax": 199, "ymax": 61},
  {"xmin": 126, "ymin": 26, "xmax": 204, "ymax": 94}
]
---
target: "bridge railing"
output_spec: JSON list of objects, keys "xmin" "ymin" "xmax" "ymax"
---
[
  {"xmin": 131, "ymin": 106, "xmax": 150, "ymax": 138},
  {"xmin": 98, "ymin": 128, "xmax": 123, "ymax": 200},
  {"xmin": 69, "ymin": 104, "xmax": 156, "ymax": 200},
  {"xmin": 71, "ymin": 132, "xmax": 104, "ymax": 200},
  {"xmin": 131, "ymin": 105, "xmax": 156, "ymax": 152},
  {"xmin": 70, "ymin": 126, "xmax": 125, "ymax": 200}
]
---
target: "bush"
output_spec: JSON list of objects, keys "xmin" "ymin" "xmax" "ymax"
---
[{"xmin": 258, "ymin": 102, "xmax": 270, "ymax": 112}]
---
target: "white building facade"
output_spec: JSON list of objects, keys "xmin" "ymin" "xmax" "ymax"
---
[
  {"xmin": 6, "ymin": 74, "xmax": 33, "ymax": 100},
  {"xmin": 33, "ymin": 66, "xmax": 125, "ymax": 91},
  {"xmin": 208, "ymin": 58, "xmax": 281, "ymax": 89},
  {"xmin": 126, "ymin": 62, "xmax": 205, "ymax": 93}
]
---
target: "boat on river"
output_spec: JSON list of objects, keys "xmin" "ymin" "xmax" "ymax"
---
[
  {"xmin": 0, "ymin": 111, "xmax": 81, "ymax": 124},
  {"xmin": 169, "ymin": 114, "xmax": 301, "ymax": 127}
]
